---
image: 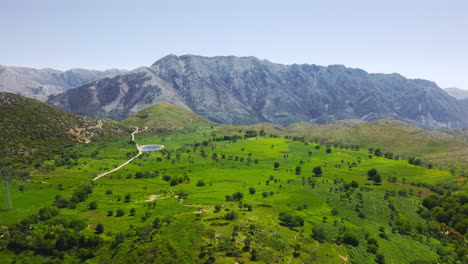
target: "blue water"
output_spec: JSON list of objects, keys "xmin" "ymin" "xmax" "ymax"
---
[{"xmin": 140, "ymin": 145, "xmax": 164, "ymax": 152}]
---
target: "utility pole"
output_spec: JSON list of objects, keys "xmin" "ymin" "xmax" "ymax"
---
[
  {"xmin": 1, "ymin": 168, "xmax": 13, "ymax": 210},
  {"xmin": 3, "ymin": 177, "xmax": 13, "ymax": 210}
]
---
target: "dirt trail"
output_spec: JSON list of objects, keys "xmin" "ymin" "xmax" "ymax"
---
[{"xmin": 93, "ymin": 126, "xmax": 149, "ymax": 181}]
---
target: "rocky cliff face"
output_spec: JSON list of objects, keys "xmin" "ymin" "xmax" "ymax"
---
[
  {"xmin": 48, "ymin": 55, "xmax": 468, "ymax": 129},
  {"xmin": 0, "ymin": 66, "xmax": 126, "ymax": 101}
]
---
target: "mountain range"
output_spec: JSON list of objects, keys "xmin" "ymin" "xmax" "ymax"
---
[
  {"xmin": 48, "ymin": 55, "xmax": 468, "ymax": 129},
  {"xmin": 2, "ymin": 55, "xmax": 467, "ymax": 129},
  {"xmin": 445, "ymin": 87, "xmax": 468, "ymax": 100},
  {"xmin": 0, "ymin": 65, "xmax": 126, "ymax": 101}
]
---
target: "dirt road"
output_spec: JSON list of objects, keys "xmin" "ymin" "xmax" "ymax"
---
[{"xmin": 92, "ymin": 126, "xmax": 149, "ymax": 181}]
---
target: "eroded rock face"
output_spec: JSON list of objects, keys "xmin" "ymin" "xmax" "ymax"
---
[{"xmin": 48, "ymin": 55, "xmax": 468, "ymax": 129}]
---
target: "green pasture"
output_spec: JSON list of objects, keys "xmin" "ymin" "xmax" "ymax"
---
[{"xmin": 0, "ymin": 125, "xmax": 462, "ymax": 263}]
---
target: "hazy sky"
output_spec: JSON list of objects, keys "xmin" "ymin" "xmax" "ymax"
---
[{"xmin": 1, "ymin": 0, "xmax": 467, "ymax": 89}]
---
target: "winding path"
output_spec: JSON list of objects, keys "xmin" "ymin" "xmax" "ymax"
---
[{"xmin": 93, "ymin": 126, "xmax": 150, "ymax": 181}]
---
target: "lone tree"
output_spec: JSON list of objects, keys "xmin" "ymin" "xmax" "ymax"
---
[
  {"xmin": 0, "ymin": 168, "xmax": 27, "ymax": 210},
  {"xmin": 312, "ymin": 166, "xmax": 323, "ymax": 177}
]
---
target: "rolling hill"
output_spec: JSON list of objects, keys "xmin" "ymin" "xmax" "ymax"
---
[
  {"xmin": 120, "ymin": 102, "xmax": 212, "ymax": 132},
  {"xmin": 0, "ymin": 92, "xmax": 130, "ymax": 163}
]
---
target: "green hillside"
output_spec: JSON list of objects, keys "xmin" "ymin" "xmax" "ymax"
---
[{"xmin": 0, "ymin": 92, "xmax": 130, "ymax": 163}]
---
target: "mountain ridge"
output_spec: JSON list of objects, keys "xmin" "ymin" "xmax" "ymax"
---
[{"xmin": 15, "ymin": 54, "xmax": 468, "ymax": 129}]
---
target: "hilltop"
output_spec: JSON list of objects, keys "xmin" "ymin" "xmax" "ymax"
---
[{"xmin": 120, "ymin": 102, "xmax": 212, "ymax": 132}]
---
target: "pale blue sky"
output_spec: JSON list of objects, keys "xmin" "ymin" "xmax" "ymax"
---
[{"xmin": 1, "ymin": 0, "xmax": 467, "ymax": 89}]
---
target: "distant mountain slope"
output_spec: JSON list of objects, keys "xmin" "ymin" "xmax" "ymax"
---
[
  {"xmin": 445, "ymin": 87, "xmax": 468, "ymax": 100},
  {"xmin": 48, "ymin": 55, "xmax": 468, "ymax": 129},
  {"xmin": 0, "ymin": 92, "xmax": 130, "ymax": 163},
  {"xmin": 0, "ymin": 66, "xmax": 126, "ymax": 101}
]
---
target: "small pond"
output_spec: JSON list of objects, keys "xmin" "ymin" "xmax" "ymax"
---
[{"xmin": 140, "ymin": 145, "xmax": 164, "ymax": 152}]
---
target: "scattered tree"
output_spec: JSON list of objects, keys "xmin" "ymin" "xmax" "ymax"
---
[
  {"xmin": 274, "ymin": 162, "xmax": 280, "ymax": 170},
  {"xmin": 313, "ymin": 166, "xmax": 323, "ymax": 177},
  {"xmin": 124, "ymin": 194, "xmax": 131, "ymax": 203},
  {"xmin": 88, "ymin": 201, "xmax": 97, "ymax": 210},
  {"xmin": 95, "ymin": 223, "xmax": 104, "ymax": 234},
  {"xmin": 225, "ymin": 211, "xmax": 237, "ymax": 220},
  {"xmin": 312, "ymin": 226, "xmax": 326, "ymax": 242},
  {"xmin": 115, "ymin": 209, "xmax": 125, "ymax": 217},
  {"xmin": 342, "ymin": 233, "xmax": 359, "ymax": 247},
  {"xmin": 295, "ymin": 166, "xmax": 302, "ymax": 175},
  {"xmin": 278, "ymin": 212, "xmax": 304, "ymax": 229}
]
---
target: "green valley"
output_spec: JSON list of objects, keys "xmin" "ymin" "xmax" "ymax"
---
[{"xmin": 0, "ymin": 103, "xmax": 466, "ymax": 263}]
